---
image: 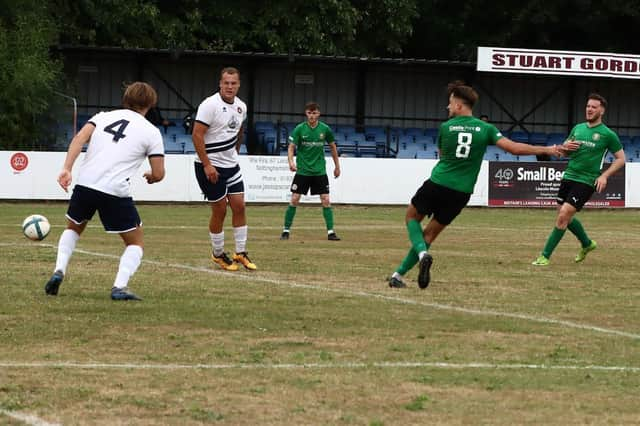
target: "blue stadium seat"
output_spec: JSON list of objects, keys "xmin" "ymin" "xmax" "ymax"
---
[
  {"xmin": 415, "ymin": 150, "xmax": 437, "ymax": 159},
  {"xmin": 529, "ymin": 132, "xmax": 547, "ymax": 145},
  {"xmin": 404, "ymin": 127, "xmax": 424, "ymax": 138},
  {"xmin": 509, "ymin": 131, "xmax": 529, "ymax": 143},
  {"xmin": 517, "ymin": 155, "xmax": 537, "ymax": 162},
  {"xmin": 546, "ymin": 133, "xmax": 566, "ymax": 145},
  {"xmin": 424, "ymin": 128, "xmax": 439, "ymax": 138}
]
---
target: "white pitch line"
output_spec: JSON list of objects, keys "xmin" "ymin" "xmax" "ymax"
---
[
  {"xmin": 4, "ymin": 241, "xmax": 640, "ymax": 340},
  {"xmin": 0, "ymin": 409, "xmax": 61, "ymax": 426},
  {"xmin": 0, "ymin": 361, "xmax": 638, "ymax": 373}
]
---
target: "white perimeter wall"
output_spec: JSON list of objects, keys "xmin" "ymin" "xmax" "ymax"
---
[{"xmin": 2, "ymin": 151, "xmax": 639, "ymax": 207}]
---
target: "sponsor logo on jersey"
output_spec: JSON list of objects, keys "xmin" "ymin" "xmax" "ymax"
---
[
  {"xmin": 228, "ymin": 115, "xmax": 239, "ymax": 129},
  {"xmin": 593, "ymin": 133, "xmax": 601, "ymax": 141}
]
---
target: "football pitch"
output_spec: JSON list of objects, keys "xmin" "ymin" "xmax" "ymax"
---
[{"xmin": 1, "ymin": 201, "xmax": 639, "ymax": 425}]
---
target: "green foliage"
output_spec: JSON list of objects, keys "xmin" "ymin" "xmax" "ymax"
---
[
  {"xmin": 0, "ymin": 1, "xmax": 61, "ymax": 149},
  {"xmin": 51, "ymin": 0, "xmax": 418, "ymax": 56}
]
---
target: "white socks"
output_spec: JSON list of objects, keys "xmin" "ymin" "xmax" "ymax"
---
[
  {"xmin": 113, "ymin": 245, "xmax": 143, "ymax": 290},
  {"xmin": 55, "ymin": 229, "xmax": 80, "ymax": 274},
  {"xmin": 210, "ymin": 231, "xmax": 225, "ymax": 256},
  {"xmin": 234, "ymin": 225, "xmax": 248, "ymax": 253},
  {"xmin": 211, "ymin": 227, "xmax": 249, "ymax": 255}
]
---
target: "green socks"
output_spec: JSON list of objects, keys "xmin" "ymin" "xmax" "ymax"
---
[
  {"xmin": 285, "ymin": 206, "xmax": 336, "ymax": 232},
  {"xmin": 407, "ymin": 219, "xmax": 427, "ymax": 254},
  {"xmin": 542, "ymin": 227, "xmax": 566, "ymax": 258},
  {"xmin": 322, "ymin": 206, "xmax": 334, "ymax": 230},
  {"xmin": 567, "ymin": 218, "xmax": 591, "ymax": 247},
  {"xmin": 283, "ymin": 205, "xmax": 297, "ymax": 230},
  {"xmin": 396, "ymin": 243, "xmax": 431, "ymax": 276}
]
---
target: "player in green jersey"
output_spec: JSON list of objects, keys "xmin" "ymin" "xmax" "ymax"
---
[
  {"xmin": 532, "ymin": 94, "xmax": 625, "ymax": 266},
  {"xmin": 280, "ymin": 102, "xmax": 341, "ymax": 241},
  {"xmin": 388, "ymin": 81, "xmax": 565, "ymax": 289}
]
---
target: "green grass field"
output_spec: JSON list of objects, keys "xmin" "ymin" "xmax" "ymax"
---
[{"xmin": 1, "ymin": 202, "xmax": 639, "ymax": 425}]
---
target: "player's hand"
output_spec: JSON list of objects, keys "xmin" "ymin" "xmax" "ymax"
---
[
  {"xmin": 595, "ymin": 175, "xmax": 608, "ymax": 193},
  {"xmin": 57, "ymin": 169, "xmax": 72, "ymax": 192},
  {"xmin": 562, "ymin": 140, "xmax": 580, "ymax": 153},
  {"xmin": 548, "ymin": 145, "xmax": 563, "ymax": 158},
  {"xmin": 289, "ymin": 163, "xmax": 297, "ymax": 172},
  {"xmin": 143, "ymin": 171, "xmax": 158, "ymax": 184},
  {"xmin": 204, "ymin": 164, "xmax": 219, "ymax": 183},
  {"xmin": 334, "ymin": 166, "xmax": 340, "ymax": 178}
]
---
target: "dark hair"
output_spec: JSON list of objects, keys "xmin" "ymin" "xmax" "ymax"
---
[
  {"xmin": 220, "ymin": 67, "xmax": 240, "ymax": 80},
  {"xmin": 122, "ymin": 82, "xmax": 157, "ymax": 112},
  {"xmin": 305, "ymin": 102, "xmax": 320, "ymax": 112},
  {"xmin": 447, "ymin": 81, "xmax": 479, "ymax": 108},
  {"xmin": 588, "ymin": 93, "xmax": 607, "ymax": 108}
]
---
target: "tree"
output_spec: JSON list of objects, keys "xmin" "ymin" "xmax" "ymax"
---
[
  {"xmin": 0, "ymin": 1, "xmax": 61, "ymax": 149},
  {"xmin": 51, "ymin": 0, "xmax": 418, "ymax": 57}
]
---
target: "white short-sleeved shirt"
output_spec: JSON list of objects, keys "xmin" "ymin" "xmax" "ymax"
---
[
  {"xmin": 194, "ymin": 92, "xmax": 247, "ymax": 168},
  {"xmin": 76, "ymin": 109, "xmax": 165, "ymax": 198}
]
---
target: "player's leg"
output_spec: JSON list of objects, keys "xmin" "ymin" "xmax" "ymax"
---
[
  {"xmin": 46, "ymin": 185, "xmax": 94, "ymax": 296},
  {"xmin": 97, "ymin": 195, "xmax": 145, "ymax": 300},
  {"xmin": 313, "ymin": 175, "xmax": 339, "ymax": 240},
  {"xmin": 111, "ymin": 227, "xmax": 144, "ymax": 301},
  {"xmin": 534, "ymin": 180, "xmax": 591, "ymax": 265},
  {"xmin": 209, "ymin": 198, "xmax": 238, "ymax": 270},
  {"xmin": 414, "ymin": 181, "xmax": 469, "ymax": 289},
  {"xmin": 282, "ymin": 174, "xmax": 307, "ymax": 239},
  {"xmin": 564, "ymin": 182, "xmax": 597, "ymax": 262},
  {"xmin": 228, "ymin": 191, "xmax": 256, "ymax": 270},
  {"xmin": 282, "ymin": 193, "xmax": 301, "ymax": 240},
  {"xmin": 320, "ymin": 193, "xmax": 339, "ymax": 241},
  {"xmin": 533, "ymin": 203, "xmax": 574, "ymax": 265},
  {"xmin": 195, "ymin": 162, "xmax": 238, "ymax": 270}
]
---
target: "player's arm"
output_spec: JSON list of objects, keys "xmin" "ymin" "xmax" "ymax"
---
[
  {"xmin": 192, "ymin": 121, "xmax": 218, "ymax": 183},
  {"xmin": 287, "ymin": 141, "xmax": 297, "ymax": 172},
  {"xmin": 595, "ymin": 149, "xmax": 625, "ymax": 193},
  {"xmin": 236, "ymin": 124, "xmax": 244, "ymax": 153},
  {"xmin": 329, "ymin": 142, "xmax": 340, "ymax": 178},
  {"xmin": 58, "ymin": 122, "xmax": 95, "ymax": 192},
  {"xmin": 144, "ymin": 155, "xmax": 165, "ymax": 184},
  {"xmin": 496, "ymin": 137, "xmax": 563, "ymax": 157}
]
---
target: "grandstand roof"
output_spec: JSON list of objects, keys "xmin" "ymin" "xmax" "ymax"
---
[{"xmin": 55, "ymin": 44, "xmax": 475, "ymax": 68}]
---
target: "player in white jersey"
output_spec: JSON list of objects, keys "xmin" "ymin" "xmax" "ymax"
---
[
  {"xmin": 193, "ymin": 67, "xmax": 256, "ymax": 271},
  {"xmin": 44, "ymin": 82, "xmax": 165, "ymax": 301}
]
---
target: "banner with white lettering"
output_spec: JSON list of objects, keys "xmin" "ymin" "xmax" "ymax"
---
[
  {"xmin": 488, "ymin": 162, "xmax": 625, "ymax": 207},
  {"xmin": 477, "ymin": 46, "xmax": 640, "ymax": 79}
]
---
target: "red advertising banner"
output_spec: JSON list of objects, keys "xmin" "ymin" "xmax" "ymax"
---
[{"xmin": 488, "ymin": 162, "xmax": 625, "ymax": 208}]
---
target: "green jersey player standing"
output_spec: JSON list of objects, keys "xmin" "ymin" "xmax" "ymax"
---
[
  {"xmin": 280, "ymin": 102, "xmax": 341, "ymax": 241},
  {"xmin": 532, "ymin": 93, "xmax": 625, "ymax": 266},
  {"xmin": 388, "ymin": 81, "xmax": 564, "ymax": 289}
]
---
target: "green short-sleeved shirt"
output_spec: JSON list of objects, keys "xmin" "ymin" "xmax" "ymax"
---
[
  {"xmin": 289, "ymin": 121, "xmax": 336, "ymax": 176},
  {"xmin": 563, "ymin": 122, "xmax": 623, "ymax": 187},
  {"xmin": 430, "ymin": 116, "xmax": 503, "ymax": 193}
]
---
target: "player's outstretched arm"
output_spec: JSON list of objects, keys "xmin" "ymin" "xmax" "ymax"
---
[{"xmin": 496, "ymin": 137, "xmax": 562, "ymax": 157}]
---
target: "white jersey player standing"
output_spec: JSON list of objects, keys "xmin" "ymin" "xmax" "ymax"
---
[
  {"xmin": 192, "ymin": 67, "xmax": 257, "ymax": 271},
  {"xmin": 44, "ymin": 82, "xmax": 166, "ymax": 301}
]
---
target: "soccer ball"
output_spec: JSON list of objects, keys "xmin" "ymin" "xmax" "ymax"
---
[{"xmin": 22, "ymin": 214, "xmax": 51, "ymax": 241}]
